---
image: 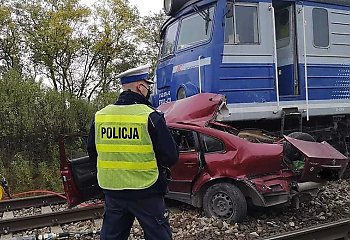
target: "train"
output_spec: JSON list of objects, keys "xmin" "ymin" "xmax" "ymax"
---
[{"xmin": 152, "ymin": 0, "xmax": 350, "ymax": 158}]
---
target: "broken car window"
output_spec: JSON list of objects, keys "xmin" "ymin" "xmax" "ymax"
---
[
  {"xmin": 169, "ymin": 129, "xmax": 196, "ymax": 152},
  {"xmin": 202, "ymin": 134, "xmax": 224, "ymax": 153}
]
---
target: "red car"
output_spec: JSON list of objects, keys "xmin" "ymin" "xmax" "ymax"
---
[{"xmin": 60, "ymin": 93, "xmax": 349, "ymax": 222}]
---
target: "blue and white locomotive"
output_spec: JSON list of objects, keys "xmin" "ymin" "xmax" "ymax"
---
[{"xmin": 154, "ymin": 0, "xmax": 350, "ymax": 154}]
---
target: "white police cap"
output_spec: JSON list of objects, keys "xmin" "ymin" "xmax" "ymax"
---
[{"xmin": 116, "ymin": 64, "xmax": 154, "ymax": 85}]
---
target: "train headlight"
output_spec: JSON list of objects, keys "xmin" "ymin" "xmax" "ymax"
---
[
  {"xmin": 177, "ymin": 87, "xmax": 186, "ymax": 100},
  {"xmin": 164, "ymin": 0, "xmax": 172, "ymax": 15},
  {"xmin": 163, "ymin": 0, "xmax": 187, "ymax": 16}
]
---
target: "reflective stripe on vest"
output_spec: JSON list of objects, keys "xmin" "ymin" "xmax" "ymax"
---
[{"xmin": 95, "ymin": 104, "xmax": 158, "ymax": 190}]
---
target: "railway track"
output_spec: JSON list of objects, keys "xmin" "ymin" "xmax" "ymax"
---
[
  {"xmin": 0, "ymin": 193, "xmax": 349, "ymax": 240},
  {"xmin": 0, "ymin": 193, "xmax": 66, "ymax": 212},
  {"xmin": 265, "ymin": 218, "xmax": 350, "ymax": 240},
  {"xmin": 0, "ymin": 194, "xmax": 103, "ymax": 239}
]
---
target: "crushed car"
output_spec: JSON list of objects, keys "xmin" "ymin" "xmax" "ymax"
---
[{"xmin": 60, "ymin": 93, "xmax": 349, "ymax": 222}]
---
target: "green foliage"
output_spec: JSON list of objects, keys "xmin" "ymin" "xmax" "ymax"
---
[
  {"xmin": 18, "ymin": 0, "xmax": 91, "ymax": 93},
  {"xmin": 9, "ymin": 154, "xmax": 34, "ymax": 192},
  {"xmin": 0, "ymin": 4, "xmax": 21, "ymax": 72},
  {"xmin": 1, "ymin": 0, "xmax": 165, "ymax": 99},
  {"xmin": 86, "ymin": 0, "xmax": 143, "ymax": 99},
  {"xmin": 136, "ymin": 11, "xmax": 167, "ymax": 74},
  {"xmin": 0, "ymin": 69, "xmax": 95, "ymax": 192},
  {"xmin": 37, "ymin": 161, "xmax": 62, "ymax": 191},
  {"xmin": 0, "ymin": 0, "xmax": 166, "ymax": 192},
  {"xmin": 0, "ymin": 156, "xmax": 62, "ymax": 194},
  {"xmin": 93, "ymin": 91, "xmax": 119, "ymax": 110},
  {"xmin": 0, "ymin": 70, "xmax": 43, "ymax": 144}
]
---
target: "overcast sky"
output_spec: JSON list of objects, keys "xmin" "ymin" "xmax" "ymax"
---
[
  {"xmin": 129, "ymin": 0, "xmax": 163, "ymax": 16},
  {"xmin": 81, "ymin": 0, "xmax": 164, "ymax": 16}
]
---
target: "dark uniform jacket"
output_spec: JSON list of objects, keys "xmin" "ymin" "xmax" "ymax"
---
[{"xmin": 87, "ymin": 90, "xmax": 179, "ymax": 199}]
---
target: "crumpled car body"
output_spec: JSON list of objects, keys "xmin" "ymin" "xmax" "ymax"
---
[
  {"xmin": 158, "ymin": 94, "xmax": 348, "ymax": 210},
  {"xmin": 60, "ymin": 93, "xmax": 349, "ymax": 222}
]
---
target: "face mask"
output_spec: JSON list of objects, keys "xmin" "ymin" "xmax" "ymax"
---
[
  {"xmin": 145, "ymin": 88, "xmax": 151, "ymax": 100},
  {"xmin": 140, "ymin": 84, "xmax": 152, "ymax": 100}
]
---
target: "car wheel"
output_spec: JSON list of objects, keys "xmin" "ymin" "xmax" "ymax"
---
[
  {"xmin": 203, "ymin": 183, "xmax": 247, "ymax": 222},
  {"xmin": 284, "ymin": 132, "xmax": 315, "ymax": 162}
]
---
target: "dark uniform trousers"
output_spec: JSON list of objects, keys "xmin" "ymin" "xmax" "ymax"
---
[{"xmin": 100, "ymin": 194, "xmax": 172, "ymax": 240}]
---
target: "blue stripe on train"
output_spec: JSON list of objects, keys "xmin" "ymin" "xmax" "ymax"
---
[
  {"xmin": 216, "ymin": 63, "xmax": 350, "ymax": 104},
  {"xmin": 306, "ymin": 64, "xmax": 350, "ymax": 100},
  {"xmin": 217, "ymin": 63, "xmax": 277, "ymax": 104}
]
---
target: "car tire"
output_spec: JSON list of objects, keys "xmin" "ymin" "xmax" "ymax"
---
[
  {"xmin": 284, "ymin": 132, "xmax": 315, "ymax": 162},
  {"xmin": 203, "ymin": 183, "xmax": 247, "ymax": 223}
]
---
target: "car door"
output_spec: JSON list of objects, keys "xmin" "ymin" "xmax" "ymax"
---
[
  {"xmin": 198, "ymin": 132, "xmax": 227, "ymax": 176},
  {"xmin": 167, "ymin": 128, "xmax": 201, "ymax": 200},
  {"xmin": 59, "ymin": 134, "xmax": 102, "ymax": 206}
]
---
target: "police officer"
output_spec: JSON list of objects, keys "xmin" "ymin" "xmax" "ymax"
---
[{"xmin": 87, "ymin": 64, "xmax": 179, "ymax": 240}]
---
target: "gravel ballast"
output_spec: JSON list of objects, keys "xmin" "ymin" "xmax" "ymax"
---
[{"xmin": 10, "ymin": 179, "xmax": 350, "ymax": 240}]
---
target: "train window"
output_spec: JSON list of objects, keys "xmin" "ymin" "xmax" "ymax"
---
[
  {"xmin": 169, "ymin": 129, "xmax": 196, "ymax": 152},
  {"xmin": 275, "ymin": 9, "xmax": 290, "ymax": 48},
  {"xmin": 177, "ymin": 6, "xmax": 214, "ymax": 50},
  {"xmin": 201, "ymin": 134, "xmax": 224, "ymax": 153},
  {"xmin": 225, "ymin": 4, "xmax": 259, "ymax": 44},
  {"xmin": 161, "ymin": 22, "xmax": 179, "ymax": 58},
  {"xmin": 312, "ymin": 8, "xmax": 329, "ymax": 48}
]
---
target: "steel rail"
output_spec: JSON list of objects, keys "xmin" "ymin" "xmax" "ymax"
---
[
  {"xmin": 0, "ymin": 194, "xmax": 66, "ymax": 212},
  {"xmin": 0, "ymin": 205, "xmax": 104, "ymax": 234},
  {"xmin": 264, "ymin": 218, "xmax": 350, "ymax": 240}
]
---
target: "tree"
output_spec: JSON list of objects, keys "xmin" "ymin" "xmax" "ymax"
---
[
  {"xmin": 2, "ymin": 0, "xmax": 164, "ymax": 100},
  {"xmin": 0, "ymin": 4, "xmax": 22, "ymax": 73},
  {"xmin": 136, "ymin": 11, "xmax": 167, "ymax": 75},
  {"xmin": 17, "ymin": 0, "xmax": 90, "ymax": 93},
  {"xmin": 87, "ymin": 0, "xmax": 143, "ymax": 100}
]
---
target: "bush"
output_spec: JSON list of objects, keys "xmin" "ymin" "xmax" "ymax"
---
[{"xmin": 0, "ymin": 70, "xmax": 100, "ymax": 193}]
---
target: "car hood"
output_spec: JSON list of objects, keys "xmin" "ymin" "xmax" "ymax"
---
[{"xmin": 158, "ymin": 93, "xmax": 229, "ymax": 127}]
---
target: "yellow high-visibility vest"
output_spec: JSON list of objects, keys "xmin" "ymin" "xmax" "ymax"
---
[{"xmin": 95, "ymin": 104, "xmax": 158, "ymax": 190}]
